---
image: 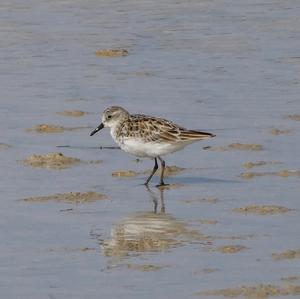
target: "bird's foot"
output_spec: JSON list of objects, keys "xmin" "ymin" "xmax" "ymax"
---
[{"xmin": 155, "ymin": 182, "xmax": 169, "ymax": 188}]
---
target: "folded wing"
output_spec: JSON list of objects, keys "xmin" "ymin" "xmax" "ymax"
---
[{"xmin": 129, "ymin": 115, "xmax": 215, "ymax": 144}]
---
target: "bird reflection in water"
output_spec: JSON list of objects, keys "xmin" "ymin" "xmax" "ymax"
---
[
  {"xmin": 101, "ymin": 187, "xmax": 208, "ymax": 259},
  {"xmin": 147, "ymin": 185, "xmax": 165, "ymax": 214}
]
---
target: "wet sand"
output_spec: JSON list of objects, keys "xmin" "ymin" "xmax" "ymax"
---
[
  {"xmin": 196, "ymin": 284, "xmax": 300, "ymax": 298},
  {"xmin": 209, "ymin": 143, "xmax": 263, "ymax": 152},
  {"xmin": 26, "ymin": 124, "xmax": 91, "ymax": 133},
  {"xmin": 1, "ymin": 0, "xmax": 300, "ymax": 298},
  {"xmin": 56, "ymin": 110, "xmax": 89, "ymax": 117},
  {"xmin": 22, "ymin": 191, "xmax": 107, "ymax": 204},
  {"xmin": 95, "ymin": 49, "xmax": 129, "ymax": 57},
  {"xmin": 20, "ymin": 152, "xmax": 101, "ymax": 169}
]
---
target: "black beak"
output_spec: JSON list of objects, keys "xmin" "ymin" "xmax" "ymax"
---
[{"xmin": 90, "ymin": 123, "xmax": 104, "ymax": 136}]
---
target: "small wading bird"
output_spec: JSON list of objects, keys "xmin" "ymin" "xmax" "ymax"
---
[{"xmin": 90, "ymin": 106, "xmax": 215, "ymax": 187}]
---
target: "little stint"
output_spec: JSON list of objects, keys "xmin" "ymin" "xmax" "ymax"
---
[{"xmin": 90, "ymin": 106, "xmax": 215, "ymax": 186}]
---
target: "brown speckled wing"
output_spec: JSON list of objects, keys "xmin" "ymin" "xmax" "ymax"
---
[{"xmin": 118, "ymin": 114, "xmax": 214, "ymax": 144}]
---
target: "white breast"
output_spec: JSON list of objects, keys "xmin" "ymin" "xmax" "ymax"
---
[
  {"xmin": 121, "ymin": 137, "xmax": 188, "ymax": 158},
  {"xmin": 110, "ymin": 126, "xmax": 191, "ymax": 158}
]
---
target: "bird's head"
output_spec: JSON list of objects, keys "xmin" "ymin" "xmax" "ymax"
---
[{"xmin": 90, "ymin": 106, "xmax": 129, "ymax": 136}]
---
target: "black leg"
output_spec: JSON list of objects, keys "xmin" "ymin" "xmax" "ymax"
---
[
  {"xmin": 144, "ymin": 158, "xmax": 158, "ymax": 185},
  {"xmin": 157, "ymin": 156, "xmax": 168, "ymax": 187}
]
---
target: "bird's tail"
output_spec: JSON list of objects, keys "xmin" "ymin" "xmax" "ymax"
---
[{"xmin": 179, "ymin": 129, "xmax": 215, "ymax": 141}]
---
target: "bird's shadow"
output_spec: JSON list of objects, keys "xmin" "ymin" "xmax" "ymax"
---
[
  {"xmin": 172, "ymin": 176, "xmax": 240, "ymax": 184},
  {"xmin": 137, "ymin": 175, "xmax": 240, "ymax": 186}
]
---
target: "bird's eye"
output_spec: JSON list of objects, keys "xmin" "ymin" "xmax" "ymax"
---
[{"xmin": 107, "ymin": 115, "xmax": 112, "ymax": 119}]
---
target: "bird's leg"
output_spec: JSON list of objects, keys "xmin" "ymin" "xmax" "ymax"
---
[
  {"xmin": 156, "ymin": 156, "xmax": 169, "ymax": 187},
  {"xmin": 144, "ymin": 158, "xmax": 158, "ymax": 185}
]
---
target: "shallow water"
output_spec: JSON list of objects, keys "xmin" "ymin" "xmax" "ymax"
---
[{"xmin": 1, "ymin": 0, "xmax": 300, "ymax": 298}]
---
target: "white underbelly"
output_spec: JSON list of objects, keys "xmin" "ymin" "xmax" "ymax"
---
[{"xmin": 119, "ymin": 138, "xmax": 187, "ymax": 158}]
